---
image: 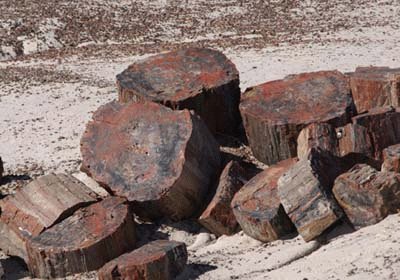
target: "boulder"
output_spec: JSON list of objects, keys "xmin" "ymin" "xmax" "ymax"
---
[
  {"xmin": 0, "ymin": 173, "xmax": 99, "ymax": 261},
  {"xmin": 117, "ymin": 48, "xmax": 241, "ymax": 135},
  {"xmin": 81, "ymin": 101, "xmax": 221, "ymax": 221},
  {"xmin": 26, "ymin": 197, "xmax": 136, "ymax": 278},
  {"xmin": 382, "ymin": 144, "xmax": 400, "ymax": 172},
  {"xmin": 349, "ymin": 66, "xmax": 400, "ymax": 113},
  {"xmin": 240, "ymin": 71, "xmax": 355, "ymax": 165},
  {"xmin": 333, "ymin": 164, "xmax": 400, "ymax": 229},
  {"xmin": 98, "ymin": 240, "xmax": 187, "ymax": 280},
  {"xmin": 231, "ymin": 158, "xmax": 297, "ymax": 242}
]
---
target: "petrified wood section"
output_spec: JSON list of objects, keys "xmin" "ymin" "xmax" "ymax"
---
[
  {"xmin": 26, "ymin": 197, "xmax": 136, "ymax": 279},
  {"xmin": 277, "ymin": 149, "xmax": 344, "ymax": 242},
  {"xmin": 333, "ymin": 164, "xmax": 400, "ymax": 229},
  {"xmin": 349, "ymin": 67, "xmax": 400, "ymax": 113},
  {"xmin": 0, "ymin": 173, "xmax": 99, "ymax": 261},
  {"xmin": 231, "ymin": 158, "xmax": 297, "ymax": 242},
  {"xmin": 199, "ymin": 161, "xmax": 256, "ymax": 236},
  {"xmin": 240, "ymin": 71, "xmax": 355, "ymax": 165},
  {"xmin": 352, "ymin": 106, "xmax": 400, "ymax": 160},
  {"xmin": 336, "ymin": 123, "xmax": 373, "ymax": 158},
  {"xmin": 117, "ymin": 48, "xmax": 241, "ymax": 135},
  {"xmin": 98, "ymin": 240, "xmax": 187, "ymax": 280},
  {"xmin": 382, "ymin": 144, "xmax": 400, "ymax": 172},
  {"xmin": 81, "ymin": 101, "xmax": 221, "ymax": 221}
]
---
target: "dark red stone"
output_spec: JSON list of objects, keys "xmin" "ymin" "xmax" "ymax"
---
[
  {"xmin": 117, "ymin": 48, "xmax": 241, "ymax": 135},
  {"xmin": 382, "ymin": 144, "xmax": 400, "ymax": 172}
]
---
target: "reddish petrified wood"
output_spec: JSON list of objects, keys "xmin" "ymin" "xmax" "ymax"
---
[
  {"xmin": 333, "ymin": 164, "xmax": 400, "ymax": 229},
  {"xmin": 81, "ymin": 101, "xmax": 221, "ymax": 221},
  {"xmin": 382, "ymin": 144, "xmax": 400, "ymax": 172},
  {"xmin": 240, "ymin": 71, "xmax": 355, "ymax": 165},
  {"xmin": 277, "ymin": 149, "xmax": 344, "ymax": 242},
  {"xmin": 26, "ymin": 197, "xmax": 136, "ymax": 279},
  {"xmin": 117, "ymin": 48, "xmax": 241, "ymax": 135},
  {"xmin": 231, "ymin": 158, "xmax": 297, "ymax": 242},
  {"xmin": 0, "ymin": 173, "xmax": 99, "ymax": 261},
  {"xmin": 349, "ymin": 66, "xmax": 400, "ymax": 113},
  {"xmin": 98, "ymin": 240, "xmax": 187, "ymax": 280},
  {"xmin": 199, "ymin": 161, "xmax": 257, "ymax": 236}
]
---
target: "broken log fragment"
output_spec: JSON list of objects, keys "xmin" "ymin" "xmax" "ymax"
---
[
  {"xmin": 81, "ymin": 101, "xmax": 221, "ymax": 221},
  {"xmin": 231, "ymin": 158, "xmax": 297, "ymax": 242},
  {"xmin": 240, "ymin": 70, "xmax": 355, "ymax": 165},
  {"xmin": 26, "ymin": 197, "xmax": 136, "ymax": 279},
  {"xmin": 333, "ymin": 164, "xmax": 400, "ymax": 229},
  {"xmin": 382, "ymin": 144, "xmax": 400, "ymax": 172},
  {"xmin": 0, "ymin": 173, "xmax": 99, "ymax": 261},
  {"xmin": 117, "ymin": 48, "xmax": 241, "ymax": 135},
  {"xmin": 98, "ymin": 240, "xmax": 187, "ymax": 280}
]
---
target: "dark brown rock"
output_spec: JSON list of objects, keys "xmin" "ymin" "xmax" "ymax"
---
[
  {"xmin": 0, "ymin": 173, "xmax": 99, "ymax": 261},
  {"xmin": 336, "ymin": 123, "xmax": 373, "ymax": 158},
  {"xmin": 349, "ymin": 66, "xmax": 400, "ymax": 113},
  {"xmin": 26, "ymin": 197, "xmax": 136, "ymax": 279},
  {"xmin": 117, "ymin": 48, "xmax": 241, "ymax": 135},
  {"xmin": 231, "ymin": 158, "xmax": 297, "ymax": 242},
  {"xmin": 277, "ymin": 149, "xmax": 344, "ymax": 241},
  {"xmin": 81, "ymin": 101, "xmax": 221, "ymax": 221},
  {"xmin": 98, "ymin": 240, "xmax": 187, "ymax": 280},
  {"xmin": 333, "ymin": 164, "xmax": 400, "ymax": 229},
  {"xmin": 382, "ymin": 144, "xmax": 400, "ymax": 172},
  {"xmin": 0, "ymin": 157, "xmax": 3, "ymax": 180},
  {"xmin": 240, "ymin": 71, "xmax": 355, "ymax": 165}
]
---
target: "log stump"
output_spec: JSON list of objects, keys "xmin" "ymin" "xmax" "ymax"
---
[
  {"xmin": 333, "ymin": 164, "xmax": 400, "ymax": 229},
  {"xmin": 382, "ymin": 144, "xmax": 400, "ymax": 172},
  {"xmin": 116, "ymin": 48, "xmax": 241, "ymax": 135},
  {"xmin": 81, "ymin": 101, "xmax": 221, "ymax": 221},
  {"xmin": 98, "ymin": 240, "xmax": 187, "ymax": 280},
  {"xmin": 240, "ymin": 71, "xmax": 355, "ymax": 165},
  {"xmin": 349, "ymin": 66, "xmax": 400, "ymax": 113},
  {"xmin": 231, "ymin": 158, "xmax": 297, "ymax": 242},
  {"xmin": 26, "ymin": 197, "xmax": 136, "ymax": 279},
  {"xmin": 0, "ymin": 173, "xmax": 99, "ymax": 261}
]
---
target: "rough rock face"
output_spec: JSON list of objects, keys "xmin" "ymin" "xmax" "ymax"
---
[
  {"xmin": 81, "ymin": 101, "xmax": 221, "ymax": 221},
  {"xmin": 333, "ymin": 164, "xmax": 400, "ymax": 229},
  {"xmin": 98, "ymin": 240, "xmax": 187, "ymax": 280},
  {"xmin": 231, "ymin": 158, "xmax": 297, "ymax": 242},
  {"xmin": 277, "ymin": 149, "xmax": 344, "ymax": 242},
  {"xmin": 382, "ymin": 144, "xmax": 400, "ymax": 172},
  {"xmin": 349, "ymin": 67, "xmax": 400, "ymax": 113},
  {"xmin": 199, "ymin": 161, "xmax": 257, "ymax": 236},
  {"xmin": 0, "ymin": 173, "xmax": 99, "ymax": 261},
  {"xmin": 26, "ymin": 197, "xmax": 136, "ymax": 279},
  {"xmin": 117, "ymin": 48, "xmax": 241, "ymax": 135},
  {"xmin": 240, "ymin": 71, "xmax": 355, "ymax": 165},
  {"xmin": 336, "ymin": 123, "xmax": 373, "ymax": 158}
]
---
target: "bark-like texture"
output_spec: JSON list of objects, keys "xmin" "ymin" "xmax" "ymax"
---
[{"xmin": 382, "ymin": 144, "xmax": 400, "ymax": 172}]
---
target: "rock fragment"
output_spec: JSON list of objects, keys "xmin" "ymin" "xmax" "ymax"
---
[{"xmin": 382, "ymin": 144, "xmax": 400, "ymax": 172}]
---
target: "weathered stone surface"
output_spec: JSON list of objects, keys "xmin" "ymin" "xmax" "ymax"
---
[
  {"xmin": 199, "ymin": 161, "xmax": 257, "ymax": 236},
  {"xmin": 382, "ymin": 144, "xmax": 400, "ymax": 172},
  {"xmin": 336, "ymin": 123, "xmax": 373, "ymax": 158},
  {"xmin": 350, "ymin": 66, "xmax": 400, "ymax": 113},
  {"xmin": 352, "ymin": 106, "xmax": 400, "ymax": 160},
  {"xmin": 240, "ymin": 71, "xmax": 355, "ymax": 165},
  {"xmin": 117, "ymin": 48, "xmax": 241, "ymax": 135},
  {"xmin": 277, "ymin": 149, "xmax": 344, "ymax": 241},
  {"xmin": 232, "ymin": 158, "xmax": 297, "ymax": 242},
  {"xmin": 81, "ymin": 101, "xmax": 221, "ymax": 221},
  {"xmin": 98, "ymin": 240, "xmax": 187, "ymax": 280},
  {"xmin": 0, "ymin": 173, "xmax": 99, "ymax": 261},
  {"xmin": 333, "ymin": 164, "xmax": 400, "ymax": 229},
  {"xmin": 26, "ymin": 197, "xmax": 136, "ymax": 279}
]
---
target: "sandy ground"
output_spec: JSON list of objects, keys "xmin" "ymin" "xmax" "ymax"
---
[{"xmin": 1, "ymin": 0, "xmax": 400, "ymax": 279}]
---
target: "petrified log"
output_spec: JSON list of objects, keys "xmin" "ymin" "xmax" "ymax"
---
[
  {"xmin": 382, "ymin": 144, "xmax": 400, "ymax": 172},
  {"xmin": 81, "ymin": 101, "xmax": 221, "ymax": 221},
  {"xmin": 199, "ymin": 160, "xmax": 257, "ymax": 236},
  {"xmin": 0, "ymin": 173, "xmax": 99, "ymax": 261},
  {"xmin": 349, "ymin": 66, "xmax": 400, "ymax": 113},
  {"xmin": 333, "ymin": 164, "xmax": 400, "ymax": 229},
  {"xmin": 277, "ymin": 149, "xmax": 344, "ymax": 241},
  {"xmin": 117, "ymin": 48, "xmax": 241, "ymax": 135},
  {"xmin": 98, "ymin": 240, "xmax": 187, "ymax": 280},
  {"xmin": 26, "ymin": 197, "xmax": 136, "ymax": 279},
  {"xmin": 231, "ymin": 158, "xmax": 297, "ymax": 242},
  {"xmin": 240, "ymin": 70, "xmax": 355, "ymax": 165}
]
